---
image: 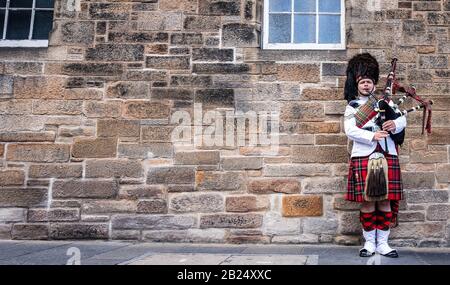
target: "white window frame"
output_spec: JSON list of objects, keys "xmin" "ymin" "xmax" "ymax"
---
[
  {"xmin": 262, "ymin": 0, "xmax": 346, "ymax": 50},
  {"xmin": 0, "ymin": 0, "xmax": 54, "ymax": 47}
]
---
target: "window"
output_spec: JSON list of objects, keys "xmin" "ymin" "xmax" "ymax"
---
[
  {"xmin": 0, "ymin": 0, "xmax": 54, "ymax": 47},
  {"xmin": 263, "ymin": 0, "xmax": 345, "ymax": 50}
]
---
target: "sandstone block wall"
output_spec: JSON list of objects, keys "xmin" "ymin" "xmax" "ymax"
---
[{"xmin": 0, "ymin": 0, "xmax": 449, "ymax": 247}]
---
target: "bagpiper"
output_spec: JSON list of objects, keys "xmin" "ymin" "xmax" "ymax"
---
[{"xmin": 344, "ymin": 53, "xmax": 406, "ymax": 258}]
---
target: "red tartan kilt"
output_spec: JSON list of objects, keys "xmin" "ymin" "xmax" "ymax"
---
[{"xmin": 346, "ymin": 151, "xmax": 403, "ymax": 202}]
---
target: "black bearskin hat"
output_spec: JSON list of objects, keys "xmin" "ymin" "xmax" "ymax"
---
[{"xmin": 344, "ymin": 53, "xmax": 380, "ymax": 102}]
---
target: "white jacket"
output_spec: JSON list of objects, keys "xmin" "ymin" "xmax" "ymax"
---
[{"xmin": 344, "ymin": 96, "xmax": 407, "ymax": 157}]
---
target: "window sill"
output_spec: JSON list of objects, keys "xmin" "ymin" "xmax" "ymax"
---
[
  {"xmin": 262, "ymin": 43, "xmax": 346, "ymax": 50},
  {"xmin": 0, "ymin": 40, "xmax": 49, "ymax": 48}
]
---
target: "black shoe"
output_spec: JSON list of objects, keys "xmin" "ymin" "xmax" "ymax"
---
[
  {"xmin": 381, "ymin": 250, "xmax": 399, "ymax": 258},
  {"xmin": 359, "ymin": 249, "xmax": 375, "ymax": 257}
]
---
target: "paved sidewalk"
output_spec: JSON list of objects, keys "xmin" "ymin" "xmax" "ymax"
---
[{"xmin": 0, "ymin": 240, "xmax": 449, "ymax": 265}]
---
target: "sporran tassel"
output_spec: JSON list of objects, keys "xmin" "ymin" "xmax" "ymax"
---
[
  {"xmin": 378, "ymin": 165, "xmax": 388, "ymax": 196},
  {"xmin": 364, "ymin": 156, "xmax": 389, "ymax": 202}
]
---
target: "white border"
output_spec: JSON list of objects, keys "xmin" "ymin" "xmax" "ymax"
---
[{"xmin": 262, "ymin": 0, "xmax": 346, "ymax": 50}]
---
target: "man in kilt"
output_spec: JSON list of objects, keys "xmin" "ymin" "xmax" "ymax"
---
[{"xmin": 344, "ymin": 53, "xmax": 406, "ymax": 258}]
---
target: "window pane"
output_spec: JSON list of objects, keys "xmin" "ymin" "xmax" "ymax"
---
[
  {"xmin": 319, "ymin": 0, "xmax": 340, "ymax": 13},
  {"xmin": 33, "ymin": 11, "xmax": 53, "ymax": 39},
  {"xmin": 6, "ymin": 10, "xmax": 31, "ymax": 39},
  {"xmin": 269, "ymin": 0, "xmax": 291, "ymax": 12},
  {"xmin": 0, "ymin": 0, "xmax": 6, "ymax": 8},
  {"xmin": 0, "ymin": 10, "xmax": 4, "ymax": 37},
  {"xmin": 319, "ymin": 15, "xmax": 340, "ymax": 43},
  {"xmin": 36, "ymin": 0, "xmax": 54, "ymax": 8},
  {"xmin": 294, "ymin": 0, "xmax": 316, "ymax": 12},
  {"xmin": 10, "ymin": 0, "xmax": 33, "ymax": 8},
  {"xmin": 269, "ymin": 14, "xmax": 291, "ymax": 43},
  {"xmin": 294, "ymin": 14, "xmax": 315, "ymax": 43}
]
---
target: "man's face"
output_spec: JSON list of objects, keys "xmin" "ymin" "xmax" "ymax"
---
[{"xmin": 357, "ymin": 78, "xmax": 375, "ymax": 96}]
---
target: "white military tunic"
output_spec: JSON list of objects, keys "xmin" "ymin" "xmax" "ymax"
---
[{"xmin": 344, "ymin": 95, "xmax": 407, "ymax": 158}]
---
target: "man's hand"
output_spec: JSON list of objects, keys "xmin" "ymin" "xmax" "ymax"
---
[
  {"xmin": 372, "ymin": 130, "xmax": 389, "ymax": 141},
  {"xmin": 382, "ymin": 120, "xmax": 396, "ymax": 132}
]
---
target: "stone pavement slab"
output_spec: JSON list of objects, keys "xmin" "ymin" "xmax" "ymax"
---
[
  {"xmin": 0, "ymin": 241, "xmax": 128, "ymax": 265},
  {"xmin": 220, "ymin": 254, "xmax": 311, "ymax": 265},
  {"xmin": 123, "ymin": 252, "xmax": 314, "ymax": 265},
  {"xmin": 240, "ymin": 244, "xmax": 303, "ymax": 255},
  {"xmin": 0, "ymin": 241, "xmax": 71, "ymax": 262},
  {"xmin": 407, "ymin": 250, "xmax": 450, "ymax": 265},
  {"xmin": 124, "ymin": 253, "xmax": 233, "ymax": 265},
  {"xmin": 0, "ymin": 241, "xmax": 450, "ymax": 265}
]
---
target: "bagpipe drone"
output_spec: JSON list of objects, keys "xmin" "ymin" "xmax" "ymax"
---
[{"xmin": 354, "ymin": 57, "xmax": 433, "ymax": 151}]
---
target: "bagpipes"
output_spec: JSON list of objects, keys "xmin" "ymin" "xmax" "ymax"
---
[
  {"xmin": 353, "ymin": 58, "xmax": 433, "ymax": 202},
  {"xmin": 355, "ymin": 58, "xmax": 433, "ymax": 150}
]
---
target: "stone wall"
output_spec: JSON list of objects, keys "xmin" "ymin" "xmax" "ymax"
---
[{"xmin": 0, "ymin": 0, "xmax": 449, "ymax": 247}]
